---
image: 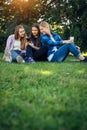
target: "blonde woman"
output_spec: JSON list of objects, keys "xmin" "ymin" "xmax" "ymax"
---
[
  {"xmin": 3, "ymin": 25, "xmax": 27, "ymax": 63},
  {"xmin": 39, "ymin": 21, "xmax": 87, "ymax": 62}
]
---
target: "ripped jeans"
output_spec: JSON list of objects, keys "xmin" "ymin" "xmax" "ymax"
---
[{"xmin": 51, "ymin": 43, "xmax": 81, "ymax": 62}]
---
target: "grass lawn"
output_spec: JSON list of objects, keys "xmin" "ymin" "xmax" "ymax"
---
[{"xmin": 0, "ymin": 53, "xmax": 87, "ymax": 130}]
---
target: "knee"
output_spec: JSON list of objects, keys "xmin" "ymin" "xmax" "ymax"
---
[{"xmin": 67, "ymin": 43, "xmax": 75, "ymax": 47}]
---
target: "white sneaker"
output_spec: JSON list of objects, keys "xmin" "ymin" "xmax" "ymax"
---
[
  {"xmin": 3, "ymin": 50, "xmax": 12, "ymax": 62},
  {"xmin": 16, "ymin": 56, "xmax": 25, "ymax": 63}
]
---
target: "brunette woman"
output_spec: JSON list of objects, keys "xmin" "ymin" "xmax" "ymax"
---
[{"xmin": 25, "ymin": 23, "xmax": 48, "ymax": 62}]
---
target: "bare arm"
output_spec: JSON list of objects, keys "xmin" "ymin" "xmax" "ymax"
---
[
  {"xmin": 63, "ymin": 39, "xmax": 73, "ymax": 44},
  {"xmin": 28, "ymin": 42, "xmax": 40, "ymax": 50},
  {"xmin": 63, "ymin": 40, "xmax": 80, "ymax": 50}
]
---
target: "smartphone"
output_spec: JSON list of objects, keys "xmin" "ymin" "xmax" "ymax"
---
[{"xmin": 26, "ymin": 37, "xmax": 31, "ymax": 42}]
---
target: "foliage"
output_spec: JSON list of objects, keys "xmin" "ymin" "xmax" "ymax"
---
[
  {"xmin": 0, "ymin": 54, "xmax": 87, "ymax": 130},
  {"xmin": 44, "ymin": 0, "xmax": 87, "ymax": 51},
  {"xmin": 0, "ymin": 0, "xmax": 52, "ymax": 28},
  {"xmin": 0, "ymin": 34, "xmax": 7, "ymax": 52},
  {"xmin": 0, "ymin": 0, "xmax": 53, "ymax": 52},
  {"xmin": 0, "ymin": 0, "xmax": 87, "ymax": 51}
]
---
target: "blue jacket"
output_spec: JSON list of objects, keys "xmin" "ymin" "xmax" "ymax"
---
[{"xmin": 40, "ymin": 32, "xmax": 63, "ymax": 56}]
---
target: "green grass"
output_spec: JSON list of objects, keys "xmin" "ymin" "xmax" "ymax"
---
[{"xmin": 0, "ymin": 53, "xmax": 87, "ymax": 130}]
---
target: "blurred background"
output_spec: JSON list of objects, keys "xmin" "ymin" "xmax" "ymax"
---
[{"xmin": 0, "ymin": 0, "xmax": 87, "ymax": 52}]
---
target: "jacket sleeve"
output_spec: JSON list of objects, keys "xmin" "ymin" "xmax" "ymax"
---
[
  {"xmin": 5, "ymin": 35, "xmax": 14, "ymax": 51},
  {"xmin": 41, "ymin": 33, "xmax": 63, "ymax": 46},
  {"xmin": 48, "ymin": 34, "xmax": 63, "ymax": 46},
  {"xmin": 56, "ymin": 34, "xmax": 63, "ymax": 45}
]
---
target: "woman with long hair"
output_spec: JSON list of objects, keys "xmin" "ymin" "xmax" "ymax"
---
[
  {"xmin": 25, "ymin": 23, "xmax": 48, "ymax": 62},
  {"xmin": 39, "ymin": 21, "xmax": 87, "ymax": 62},
  {"xmin": 3, "ymin": 25, "xmax": 27, "ymax": 63}
]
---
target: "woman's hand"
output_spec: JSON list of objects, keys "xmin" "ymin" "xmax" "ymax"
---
[
  {"xmin": 25, "ymin": 41, "xmax": 34, "ymax": 48},
  {"xmin": 45, "ymin": 28, "xmax": 51, "ymax": 35},
  {"xmin": 25, "ymin": 42, "xmax": 29, "ymax": 47},
  {"xmin": 28, "ymin": 42, "xmax": 40, "ymax": 50},
  {"xmin": 28, "ymin": 42, "xmax": 34, "ymax": 48}
]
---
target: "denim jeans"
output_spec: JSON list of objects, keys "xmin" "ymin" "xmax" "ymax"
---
[
  {"xmin": 10, "ymin": 50, "xmax": 25, "ymax": 62},
  {"xmin": 51, "ymin": 43, "xmax": 81, "ymax": 62}
]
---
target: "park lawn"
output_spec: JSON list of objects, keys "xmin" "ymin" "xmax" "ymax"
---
[{"xmin": 0, "ymin": 53, "xmax": 87, "ymax": 130}]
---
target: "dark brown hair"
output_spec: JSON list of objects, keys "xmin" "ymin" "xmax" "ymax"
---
[{"xmin": 30, "ymin": 23, "xmax": 41, "ymax": 47}]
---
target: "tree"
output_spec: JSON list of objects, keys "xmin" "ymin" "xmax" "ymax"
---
[
  {"xmin": 43, "ymin": 0, "xmax": 87, "ymax": 51},
  {"xmin": 0, "ymin": 0, "xmax": 53, "ymax": 30},
  {"xmin": 0, "ymin": 0, "xmax": 53, "ymax": 52},
  {"xmin": 0, "ymin": 0, "xmax": 87, "ymax": 51}
]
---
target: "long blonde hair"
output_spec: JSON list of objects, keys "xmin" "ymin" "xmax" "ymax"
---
[
  {"xmin": 14, "ymin": 25, "xmax": 27, "ymax": 50},
  {"xmin": 39, "ymin": 21, "xmax": 52, "ymax": 30}
]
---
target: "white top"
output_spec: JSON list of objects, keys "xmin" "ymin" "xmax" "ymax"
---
[
  {"xmin": 51, "ymin": 37, "xmax": 56, "ymax": 42},
  {"xmin": 47, "ymin": 53, "xmax": 54, "ymax": 61},
  {"xmin": 47, "ymin": 47, "xmax": 58, "ymax": 61},
  {"xmin": 13, "ymin": 40, "xmax": 21, "ymax": 50}
]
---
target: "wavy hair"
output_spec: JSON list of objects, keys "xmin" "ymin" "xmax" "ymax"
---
[{"xmin": 14, "ymin": 25, "xmax": 27, "ymax": 50}]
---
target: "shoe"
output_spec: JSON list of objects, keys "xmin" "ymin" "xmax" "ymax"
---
[
  {"xmin": 16, "ymin": 56, "xmax": 25, "ymax": 63},
  {"xmin": 80, "ymin": 58, "xmax": 87, "ymax": 62},
  {"xmin": 25, "ymin": 57, "xmax": 35, "ymax": 63},
  {"xmin": 3, "ymin": 50, "xmax": 12, "ymax": 62}
]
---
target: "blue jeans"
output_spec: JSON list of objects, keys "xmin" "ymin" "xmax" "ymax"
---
[
  {"xmin": 10, "ymin": 50, "xmax": 25, "ymax": 62},
  {"xmin": 51, "ymin": 43, "xmax": 81, "ymax": 62}
]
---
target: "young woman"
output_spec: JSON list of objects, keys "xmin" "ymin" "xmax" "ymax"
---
[
  {"xmin": 25, "ymin": 23, "xmax": 48, "ymax": 62},
  {"xmin": 39, "ymin": 21, "xmax": 87, "ymax": 62},
  {"xmin": 3, "ymin": 25, "xmax": 27, "ymax": 63}
]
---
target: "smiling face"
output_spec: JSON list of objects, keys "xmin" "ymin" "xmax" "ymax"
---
[
  {"xmin": 15, "ymin": 25, "xmax": 26, "ymax": 40},
  {"xmin": 39, "ymin": 21, "xmax": 50, "ymax": 34},
  {"xmin": 39, "ymin": 26, "xmax": 47, "ymax": 34},
  {"xmin": 32, "ymin": 26, "xmax": 39, "ymax": 37},
  {"xmin": 18, "ymin": 28, "xmax": 25, "ymax": 38}
]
